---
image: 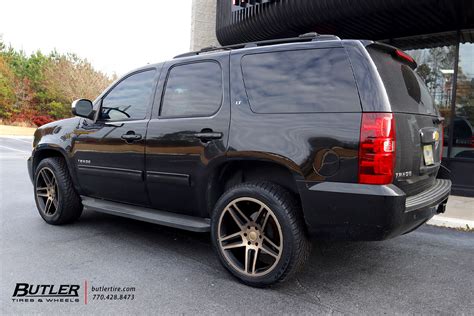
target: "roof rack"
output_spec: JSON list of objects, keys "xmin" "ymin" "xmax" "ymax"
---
[{"xmin": 174, "ymin": 32, "xmax": 340, "ymax": 59}]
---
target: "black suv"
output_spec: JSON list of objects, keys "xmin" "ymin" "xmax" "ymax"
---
[{"xmin": 28, "ymin": 34, "xmax": 451, "ymax": 287}]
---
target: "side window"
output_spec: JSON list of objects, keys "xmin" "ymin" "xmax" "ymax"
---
[
  {"xmin": 161, "ymin": 62, "xmax": 222, "ymax": 117},
  {"xmin": 100, "ymin": 70, "xmax": 156, "ymax": 121},
  {"xmin": 241, "ymin": 48, "xmax": 361, "ymax": 113}
]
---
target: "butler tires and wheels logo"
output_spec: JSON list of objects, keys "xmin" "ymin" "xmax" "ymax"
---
[{"xmin": 12, "ymin": 283, "xmax": 81, "ymax": 303}]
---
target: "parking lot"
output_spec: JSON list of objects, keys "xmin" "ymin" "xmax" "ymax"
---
[{"xmin": 1, "ymin": 136, "xmax": 473, "ymax": 314}]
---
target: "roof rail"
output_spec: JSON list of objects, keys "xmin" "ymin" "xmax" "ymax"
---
[{"xmin": 174, "ymin": 32, "xmax": 340, "ymax": 59}]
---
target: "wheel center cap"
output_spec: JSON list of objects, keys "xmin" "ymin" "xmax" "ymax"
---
[{"xmin": 249, "ymin": 231, "xmax": 258, "ymax": 242}]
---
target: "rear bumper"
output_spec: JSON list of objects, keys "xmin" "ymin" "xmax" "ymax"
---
[{"xmin": 298, "ymin": 179, "xmax": 451, "ymax": 240}]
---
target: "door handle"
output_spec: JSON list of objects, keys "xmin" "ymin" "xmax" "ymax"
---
[
  {"xmin": 193, "ymin": 130, "xmax": 222, "ymax": 142},
  {"xmin": 121, "ymin": 132, "xmax": 142, "ymax": 142}
]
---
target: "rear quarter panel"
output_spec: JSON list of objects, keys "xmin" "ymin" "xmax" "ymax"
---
[{"xmin": 228, "ymin": 44, "xmax": 362, "ymax": 184}]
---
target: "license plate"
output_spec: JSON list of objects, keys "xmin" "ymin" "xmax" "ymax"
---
[{"xmin": 423, "ymin": 144, "xmax": 434, "ymax": 166}]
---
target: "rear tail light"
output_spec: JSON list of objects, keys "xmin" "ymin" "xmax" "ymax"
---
[{"xmin": 358, "ymin": 113, "xmax": 396, "ymax": 185}]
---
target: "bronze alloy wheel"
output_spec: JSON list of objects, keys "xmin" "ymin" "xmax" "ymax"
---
[
  {"xmin": 35, "ymin": 167, "xmax": 59, "ymax": 216},
  {"xmin": 217, "ymin": 197, "xmax": 283, "ymax": 276}
]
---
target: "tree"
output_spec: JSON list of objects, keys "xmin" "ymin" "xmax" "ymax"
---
[
  {"xmin": 41, "ymin": 53, "xmax": 112, "ymax": 119},
  {"xmin": 0, "ymin": 42, "xmax": 114, "ymax": 123},
  {"xmin": 0, "ymin": 55, "xmax": 16, "ymax": 119}
]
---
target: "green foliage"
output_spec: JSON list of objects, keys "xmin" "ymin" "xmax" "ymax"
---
[
  {"xmin": 0, "ymin": 38, "xmax": 113, "ymax": 124},
  {"xmin": 0, "ymin": 56, "xmax": 16, "ymax": 119},
  {"xmin": 47, "ymin": 101, "xmax": 69, "ymax": 119}
]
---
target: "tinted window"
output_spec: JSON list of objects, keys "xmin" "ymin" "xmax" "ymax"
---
[
  {"xmin": 368, "ymin": 47, "xmax": 438, "ymax": 115},
  {"xmin": 101, "ymin": 70, "xmax": 156, "ymax": 121},
  {"xmin": 241, "ymin": 48, "xmax": 360, "ymax": 113},
  {"xmin": 161, "ymin": 62, "xmax": 222, "ymax": 117}
]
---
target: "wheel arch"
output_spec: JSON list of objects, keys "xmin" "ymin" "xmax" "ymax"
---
[
  {"xmin": 32, "ymin": 146, "xmax": 80, "ymax": 192},
  {"xmin": 205, "ymin": 158, "xmax": 304, "ymax": 218}
]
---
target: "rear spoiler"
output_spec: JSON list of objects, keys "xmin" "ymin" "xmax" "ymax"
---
[{"xmin": 366, "ymin": 42, "xmax": 417, "ymax": 69}]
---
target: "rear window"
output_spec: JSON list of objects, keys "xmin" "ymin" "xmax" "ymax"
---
[
  {"xmin": 367, "ymin": 47, "xmax": 438, "ymax": 115},
  {"xmin": 241, "ymin": 48, "xmax": 361, "ymax": 113}
]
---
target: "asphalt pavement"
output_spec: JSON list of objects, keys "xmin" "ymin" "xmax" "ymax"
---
[{"xmin": 1, "ymin": 136, "xmax": 473, "ymax": 315}]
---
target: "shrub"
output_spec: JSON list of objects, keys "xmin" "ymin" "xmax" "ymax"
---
[
  {"xmin": 32, "ymin": 115, "xmax": 54, "ymax": 127},
  {"xmin": 47, "ymin": 101, "xmax": 69, "ymax": 119}
]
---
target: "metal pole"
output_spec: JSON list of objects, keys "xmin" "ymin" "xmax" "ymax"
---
[{"xmin": 447, "ymin": 30, "xmax": 460, "ymax": 160}]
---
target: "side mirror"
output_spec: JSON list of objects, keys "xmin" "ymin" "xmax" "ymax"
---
[{"xmin": 71, "ymin": 99, "xmax": 94, "ymax": 119}]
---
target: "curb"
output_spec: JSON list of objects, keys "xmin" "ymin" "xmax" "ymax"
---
[
  {"xmin": 427, "ymin": 215, "xmax": 474, "ymax": 230},
  {"xmin": 0, "ymin": 135, "xmax": 34, "ymax": 139}
]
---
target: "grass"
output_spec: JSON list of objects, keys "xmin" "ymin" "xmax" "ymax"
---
[{"xmin": 457, "ymin": 224, "xmax": 474, "ymax": 232}]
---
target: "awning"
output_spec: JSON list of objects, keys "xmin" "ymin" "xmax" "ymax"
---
[{"xmin": 216, "ymin": 0, "xmax": 474, "ymax": 48}]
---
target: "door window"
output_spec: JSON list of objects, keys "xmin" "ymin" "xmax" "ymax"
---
[
  {"xmin": 100, "ymin": 70, "xmax": 156, "ymax": 121},
  {"xmin": 160, "ymin": 62, "xmax": 223, "ymax": 117}
]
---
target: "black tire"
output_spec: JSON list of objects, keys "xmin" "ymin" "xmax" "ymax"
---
[
  {"xmin": 211, "ymin": 181, "xmax": 310, "ymax": 287},
  {"xmin": 34, "ymin": 157, "xmax": 83, "ymax": 225}
]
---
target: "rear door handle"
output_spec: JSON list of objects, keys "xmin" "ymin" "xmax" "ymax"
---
[
  {"xmin": 121, "ymin": 132, "xmax": 142, "ymax": 142},
  {"xmin": 193, "ymin": 130, "xmax": 223, "ymax": 142}
]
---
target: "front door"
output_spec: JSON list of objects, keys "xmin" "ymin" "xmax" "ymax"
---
[
  {"xmin": 145, "ymin": 55, "xmax": 230, "ymax": 216},
  {"xmin": 73, "ymin": 68, "xmax": 158, "ymax": 206}
]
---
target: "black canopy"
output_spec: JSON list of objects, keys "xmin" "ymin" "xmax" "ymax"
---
[{"xmin": 216, "ymin": 0, "xmax": 474, "ymax": 48}]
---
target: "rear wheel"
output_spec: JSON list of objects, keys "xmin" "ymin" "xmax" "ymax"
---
[
  {"xmin": 211, "ymin": 182, "xmax": 310, "ymax": 287},
  {"xmin": 34, "ymin": 157, "xmax": 83, "ymax": 225}
]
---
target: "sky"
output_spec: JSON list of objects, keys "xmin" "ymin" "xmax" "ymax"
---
[{"xmin": 0, "ymin": 0, "xmax": 192, "ymax": 77}]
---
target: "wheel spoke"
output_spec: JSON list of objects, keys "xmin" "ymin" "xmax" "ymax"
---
[
  {"xmin": 44, "ymin": 198, "xmax": 53, "ymax": 214},
  {"xmin": 254, "ymin": 205, "xmax": 266, "ymax": 225},
  {"xmin": 263, "ymin": 235, "xmax": 281, "ymax": 251},
  {"xmin": 261, "ymin": 211, "xmax": 270, "ymax": 231},
  {"xmin": 41, "ymin": 170, "xmax": 52, "ymax": 186},
  {"xmin": 227, "ymin": 207, "xmax": 247, "ymax": 228},
  {"xmin": 232, "ymin": 203, "xmax": 251, "ymax": 224},
  {"xmin": 222, "ymin": 241, "xmax": 246, "ymax": 250},
  {"xmin": 219, "ymin": 231, "xmax": 242, "ymax": 243},
  {"xmin": 261, "ymin": 243, "xmax": 279, "ymax": 259},
  {"xmin": 52, "ymin": 197, "xmax": 59, "ymax": 210},
  {"xmin": 251, "ymin": 248, "xmax": 259, "ymax": 274},
  {"xmin": 36, "ymin": 187, "xmax": 48, "ymax": 197},
  {"xmin": 244, "ymin": 248, "xmax": 251, "ymax": 274},
  {"xmin": 227, "ymin": 208, "xmax": 242, "ymax": 227}
]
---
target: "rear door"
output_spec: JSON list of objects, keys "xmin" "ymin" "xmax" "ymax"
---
[
  {"xmin": 145, "ymin": 54, "xmax": 230, "ymax": 216},
  {"xmin": 367, "ymin": 45, "xmax": 443, "ymax": 196}
]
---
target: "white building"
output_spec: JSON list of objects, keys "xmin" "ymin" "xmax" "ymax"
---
[{"xmin": 190, "ymin": 0, "xmax": 219, "ymax": 51}]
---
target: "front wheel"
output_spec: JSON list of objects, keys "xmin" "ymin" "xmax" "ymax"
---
[
  {"xmin": 34, "ymin": 157, "xmax": 83, "ymax": 225},
  {"xmin": 211, "ymin": 182, "xmax": 310, "ymax": 287}
]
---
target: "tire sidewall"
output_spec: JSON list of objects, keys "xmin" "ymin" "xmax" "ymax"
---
[{"xmin": 211, "ymin": 184, "xmax": 298, "ymax": 286}]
